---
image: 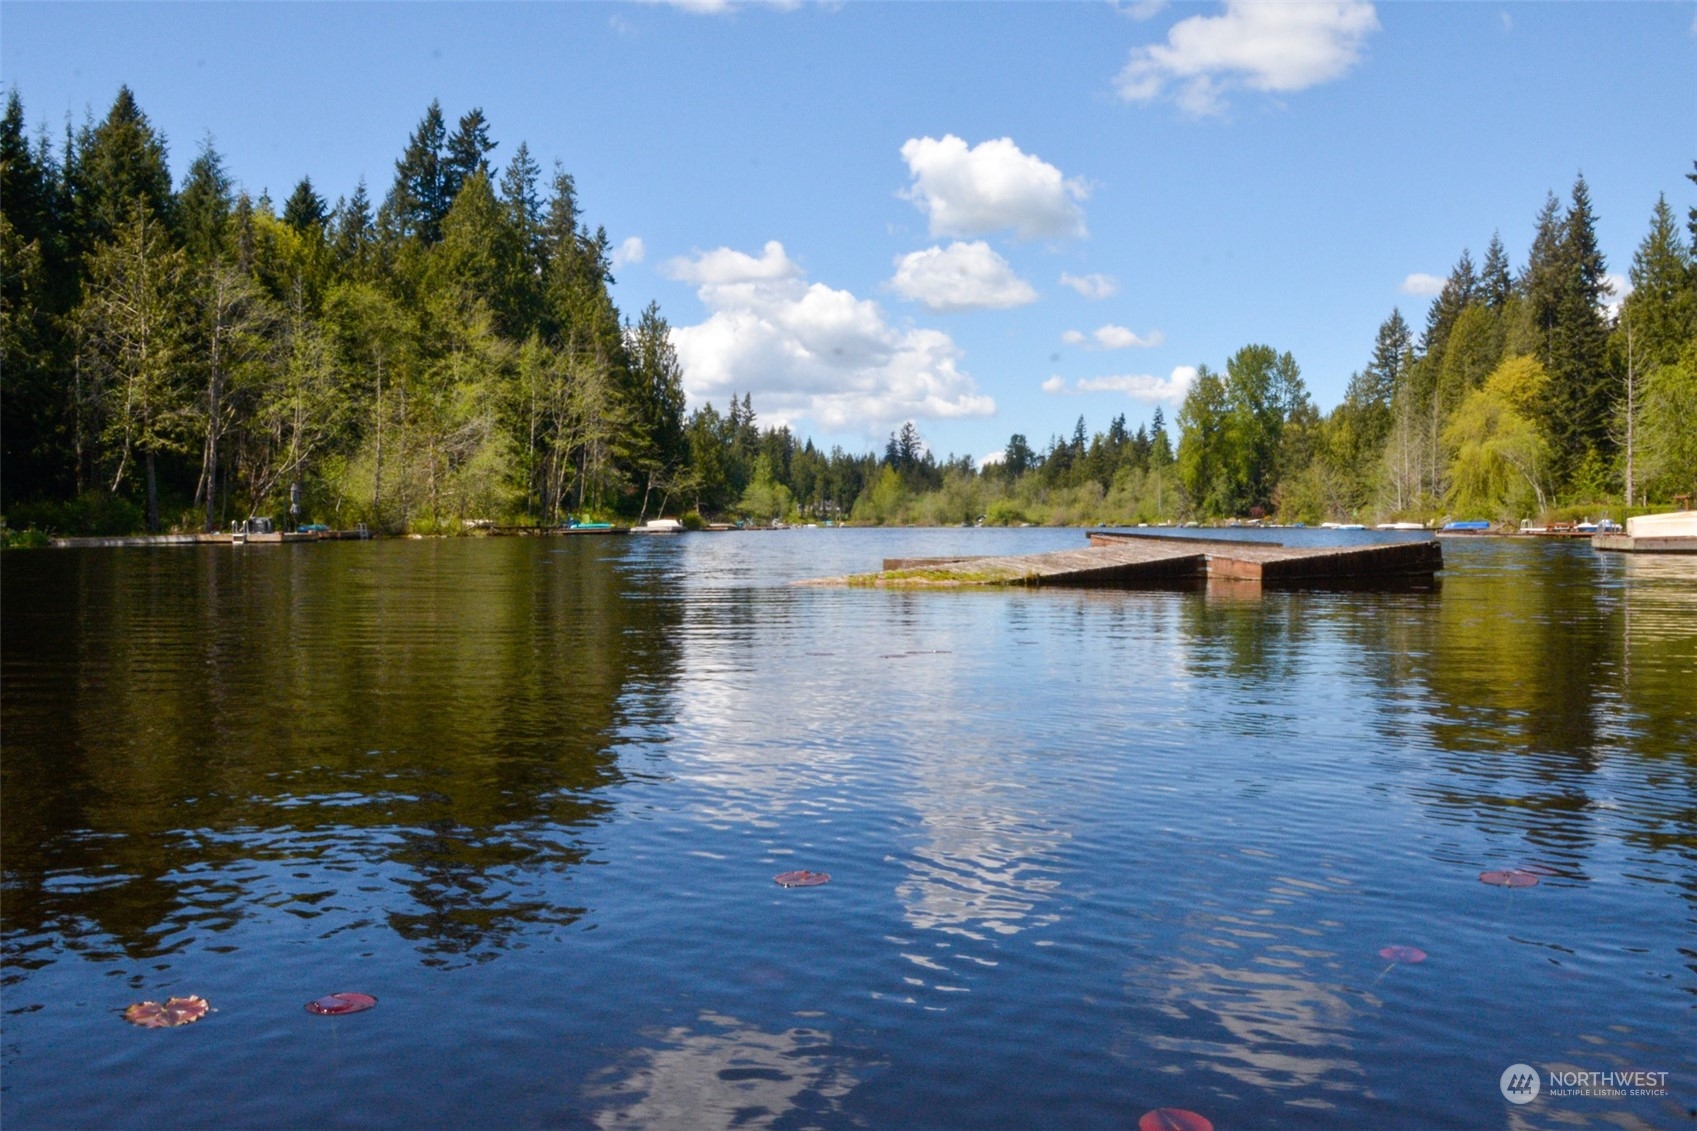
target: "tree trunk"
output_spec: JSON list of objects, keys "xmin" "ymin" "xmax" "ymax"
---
[
  {"xmin": 145, "ymin": 451, "xmax": 160, "ymax": 532},
  {"xmin": 373, "ymin": 358, "xmax": 384, "ymax": 521}
]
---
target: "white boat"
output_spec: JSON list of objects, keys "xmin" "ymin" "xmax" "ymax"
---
[
  {"xmin": 634, "ymin": 518, "xmax": 684, "ymax": 534},
  {"xmin": 1376, "ymin": 522, "xmax": 1426, "ymax": 531}
]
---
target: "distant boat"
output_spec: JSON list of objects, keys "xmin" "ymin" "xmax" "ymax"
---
[
  {"xmin": 1442, "ymin": 520, "xmax": 1492, "ymax": 532},
  {"xmin": 1377, "ymin": 522, "xmax": 1426, "ymax": 531},
  {"xmin": 634, "ymin": 518, "xmax": 684, "ymax": 534}
]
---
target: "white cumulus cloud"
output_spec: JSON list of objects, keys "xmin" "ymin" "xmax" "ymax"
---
[
  {"xmin": 1093, "ymin": 324, "xmax": 1164, "ymax": 349},
  {"xmin": 890, "ymin": 242, "xmax": 1038, "ymax": 312},
  {"xmin": 1061, "ymin": 324, "xmax": 1165, "ymax": 349},
  {"xmin": 1057, "ymin": 365, "xmax": 1197, "ymax": 404},
  {"xmin": 900, "ymin": 135, "xmax": 1088, "ymax": 240},
  {"xmin": 666, "ymin": 239, "xmax": 800, "ymax": 285},
  {"xmin": 1041, "ymin": 375, "xmax": 1068, "ymax": 394},
  {"xmin": 1116, "ymin": 1, "xmax": 1381, "ymax": 115},
  {"xmin": 1059, "ymin": 271, "xmax": 1119, "ymax": 299},
  {"xmin": 612, "ymin": 236, "xmax": 646, "ymax": 268},
  {"xmin": 665, "ymin": 241, "xmax": 995, "ymax": 436},
  {"xmin": 1400, "ymin": 272, "xmax": 1446, "ymax": 297}
]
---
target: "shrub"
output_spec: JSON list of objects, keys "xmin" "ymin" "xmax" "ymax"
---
[{"xmin": 7, "ymin": 491, "xmax": 145, "ymax": 536}]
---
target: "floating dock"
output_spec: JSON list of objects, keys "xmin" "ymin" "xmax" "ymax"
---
[
  {"xmin": 1592, "ymin": 511, "xmax": 1697, "ymax": 554},
  {"xmin": 807, "ymin": 531, "xmax": 1442, "ymax": 591}
]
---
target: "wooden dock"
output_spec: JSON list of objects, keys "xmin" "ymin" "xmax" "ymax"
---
[
  {"xmin": 1591, "ymin": 511, "xmax": 1697, "ymax": 554},
  {"xmin": 808, "ymin": 531, "xmax": 1442, "ymax": 590}
]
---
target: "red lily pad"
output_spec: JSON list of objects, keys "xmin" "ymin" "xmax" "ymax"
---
[
  {"xmin": 1480, "ymin": 869, "xmax": 1539, "ymax": 888},
  {"xmin": 774, "ymin": 870, "xmax": 830, "ymax": 888},
  {"xmin": 1379, "ymin": 945, "xmax": 1427, "ymax": 964},
  {"xmin": 306, "ymin": 992, "xmax": 377, "ymax": 1016},
  {"xmin": 123, "ymin": 995, "xmax": 210, "ymax": 1028},
  {"xmin": 1139, "ymin": 1109, "xmax": 1214, "ymax": 1131}
]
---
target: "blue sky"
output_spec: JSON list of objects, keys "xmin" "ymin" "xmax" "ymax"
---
[{"xmin": 4, "ymin": 2, "xmax": 1694, "ymax": 464}]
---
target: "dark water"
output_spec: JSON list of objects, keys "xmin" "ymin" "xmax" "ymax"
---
[{"xmin": 3, "ymin": 530, "xmax": 1693, "ymax": 1130}]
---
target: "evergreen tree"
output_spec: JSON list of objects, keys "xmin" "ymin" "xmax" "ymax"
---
[
  {"xmin": 177, "ymin": 136, "xmax": 233, "ymax": 264},
  {"xmin": 384, "ymin": 100, "xmax": 448, "ymax": 244},
  {"xmin": 1480, "ymin": 231, "xmax": 1513, "ymax": 310},
  {"xmin": 1614, "ymin": 195, "xmax": 1697, "ymax": 505},
  {"xmin": 1420, "ymin": 250, "xmax": 1477, "ymax": 373},
  {"xmin": 1149, "ymin": 406, "xmax": 1173, "ymax": 467},
  {"xmin": 1, "ymin": 90, "xmax": 73, "ymax": 502},
  {"xmin": 432, "ymin": 168, "xmax": 527, "ymax": 334},
  {"xmin": 498, "ymin": 141, "xmax": 547, "ymax": 325},
  {"xmin": 1437, "ymin": 304, "xmax": 1504, "ymax": 412},
  {"xmin": 1001, "ymin": 433, "xmax": 1034, "ymax": 479},
  {"xmin": 1537, "ymin": 175, "xmax": 1612, "ymax": 483},
  {"xmin": 332, "ymin": 178, "xmax": 375, "ymax": 273},
  {"xmin": 1359, "ymin": 308, "xmax": 1412, "ymax": 445},
  {"xmin": 1621, "ymin": 194, "xmax": 1696, "ymax": 368},
  {"xmin": 282, "ymin": 176, "xmax": 328, "ymax": 232},
  {"xmin": 1, "ymin": 92, "xmax": 58, "ymax": 252},
  {"xmin": 443, "ymin": 108, "xmax": 497, "ymax": 204},
  {"xmin": 628, "ymin": 301, "xmax": 688, "ymax": 519},
  {"xmin": 72, "ymin": 85, "xmax": 174, "ymax": 252}
]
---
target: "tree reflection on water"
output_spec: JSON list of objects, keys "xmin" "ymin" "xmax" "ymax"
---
[{"xmin": 1, "ymin": 539, "xmax": 678, "ymax": 968}]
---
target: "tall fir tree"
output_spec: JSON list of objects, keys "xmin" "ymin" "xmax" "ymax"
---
[
  {"xmin": 72, "ymin": 85, "xmax": 174, "ymax": 254},
  {"xmin": 1621, "ymin": 195, "xmax": 1696, "ymax": 368},
  {"xmin": 384, "ymin": 100, "xmax": 448, "ymax": 244},
  {"xmin": 1480, "ymin": 231, "xmax": 1513, "ymax": 310},
  {"xmin": 442, "ymin": 108, "xmax": 497, "ymax": 205},
  {"xmin": 1, "ymin": 91, "xmax": 72, "ymax": 502},
  {"xmin": 1539, "ymin": 175, "xmax": 1613, "ymax": 483},
  {"xmin": 282, "ymin": 176, "xmax": 328, "ymax": 232},
  {"xmin": 177, "ymin": 136, "xmax": 233, "ymax": 264},
  {"xmin": 332, "ymin": 178, "xmax": 375, "ymax": 274}
]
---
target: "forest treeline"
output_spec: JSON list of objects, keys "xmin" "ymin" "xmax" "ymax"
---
[
  {"xmin": 3, "ymin": 87, "xmax": 709, "ymax": 535},
  {"xmin": 3, "ymin": 87, "xmax": 1693, "ymax": 536}
]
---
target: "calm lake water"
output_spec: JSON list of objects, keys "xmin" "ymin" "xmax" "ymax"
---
[{"xmin": 2, "ymin": 529, "xmax": 1693, "ymax": 1130}]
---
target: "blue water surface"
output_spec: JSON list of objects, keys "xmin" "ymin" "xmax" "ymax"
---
[{"xmin": 2, "ymin": 529, "xmax": 1692, "ymax": 1129}]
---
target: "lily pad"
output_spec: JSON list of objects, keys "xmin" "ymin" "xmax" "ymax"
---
[
  {"xmin": 774, "ymin": 870, "xmax": 830, "ymax": 888},
  {"xmin": 1479, "ymin": 870, "xmax": 1539, "ymax": 888},
  {"xmin": 306, "ymin": 992, "xmax": 378, "ymax": 1016},
  {"xmin": 123, "ymin": 995, "xmax": 210, "ymax": 1028},
  {"xmin": 1379, "ymin": 945, "xmax": 1427, "ymax": 963},
  {"xmin": 1139, "ymin": 1109, "xmax": 1213, "ymax": 1131}
]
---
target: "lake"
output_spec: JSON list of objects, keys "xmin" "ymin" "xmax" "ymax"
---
[{"xmin": 2, "ymin": 529, "xmax": 1692, "ymax": 1129}]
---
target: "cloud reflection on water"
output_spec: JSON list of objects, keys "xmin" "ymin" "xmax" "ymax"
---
[{"xmin": 587, "ymin": 1011, "xmax": 872, "ymax": 1130}]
